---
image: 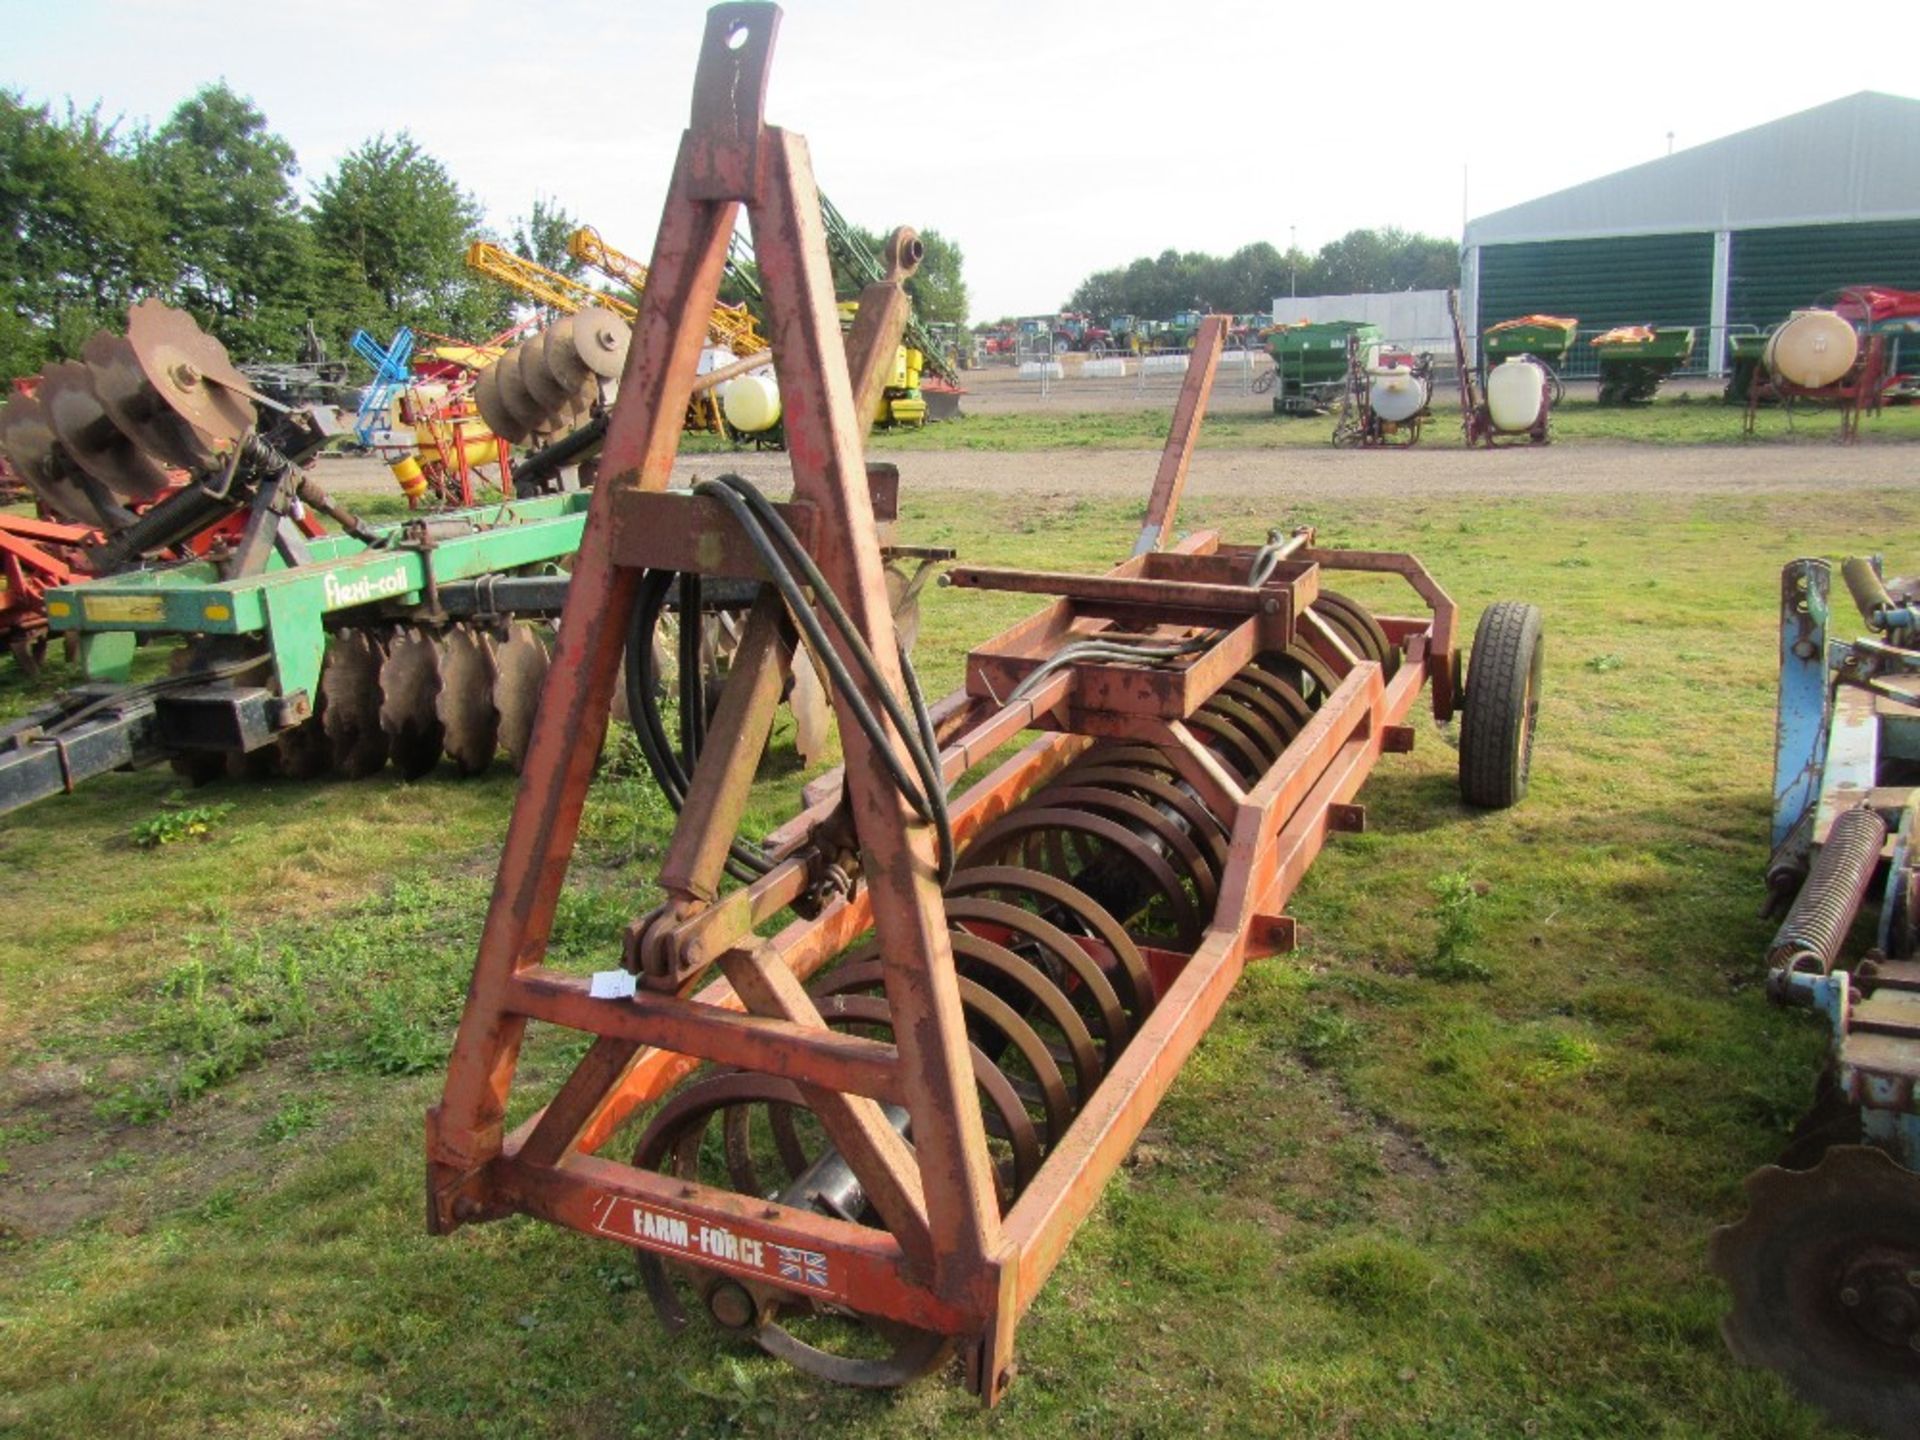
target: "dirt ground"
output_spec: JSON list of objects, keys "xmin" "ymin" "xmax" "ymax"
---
[{"xmin": 313, "ymin": 436, "xmax": 1916, "ymax": 503}]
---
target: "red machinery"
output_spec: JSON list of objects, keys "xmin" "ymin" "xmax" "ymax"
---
[
  {"xmin": 1744, "ymin": 286, "xmax": 1920, "ymax": 442},
  {"xmin": 0, "ymin": 513, "xmax": 88, "ymax": 670},
  {"xmin": 427, "ymin": 5, "xmax": 1544, "ymax": 1399}
]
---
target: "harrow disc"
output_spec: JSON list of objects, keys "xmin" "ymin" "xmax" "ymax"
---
[
  {"xmin": 519, "ymin": 326, "xmax": 577, "ymax": 417},
  {"xmin": 1710, "ymin": 1146, "xmax": 1920, "ymax": 1439},
  {"xmin": 124, "ymin": 297, "xmax": 259, "ymax": 460},
  {"xmin": 472, "ymin": 361, "xmax": 529, "ymax": 445},
  {"xmin": 37, "ymin": 360, "xmax": 172, "ymax": 507},
  {"xmin": 490, "ymin": 623, "xmax": 550, "ymax": 771},
  {"xmin": 436, "ymin": 625, "xmax": 500, "ymax": 775},
  {"xmin": 379, "ymin": 627, "xmax": 446, "ymax": 778},
  {"xmin": 0, "ymin": 392, "xmax": 101, "ymax": 527},
  {"xmin": 319, "ymin": 628, "xmax": 391, "ymax": 778},
  {"xmin": 275, "ymin": 715, "xmax": 332, "ymax": 780},
  {"xmin": 83, "ymin": 329, "xmax": 203, "ymax": 471}
]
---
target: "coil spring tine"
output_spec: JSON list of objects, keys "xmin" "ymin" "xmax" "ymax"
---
[
  {"xmin": 1064, "ymin": 744, "xmax": 1184, "ymax": 786},
  {"xmin": 1032, "ymin": 784, "xmax": 1219, "ymax": 916},
  {"xmin": 965, "ymin": 807, "xmax": 1204, "ymax": 948},
  {"xmin": 944, "ymin": 866, "xmax": 1156, "ymax": 1027},
  {"xmin": 1201, "ymin": 693, "xmax": 1287, "ymax": 767},
  {"xmin": 1218, "ymin": 675, "xmax": 1300, "ymax": 742},
  {"xmin": 1308, "ymin": 604, "xmax": 1369, "ymax": 672},
  {"xmin": 723, "ymin": 1103, "xmax": 779, "ymax": 1197},
  {"xmin": 1055, "ymin": 765, "xmax": 1230, "ymax": 875},
  {"xmin": 944, "ymin": 895, "xmax": 1132, "ymax": 1058},
  {"xmin": 1284, "ymin": 640, "xmax": 1344, "ymax": 700},
  {"xmin": 835, "ymin": 930, "xmax": 1104, "ymax": 1105},
  {"xmin": 1232, "ymin": 666, "xmax": 1314, "ymax": 729},
  {"xmin": 1184, "ymin": 710, "xmax": 1263, "ymax": 785},
  {"xmin": 949, "ymin": 930, "xmax": 1103, "ymax": 1100},
  {"xmin": 1315, "ymin": 590, "xmax": 1399, "ymax": 677},
  {"xmin": 814, "ymin": 959, "xmax": 1073, "ymax": 1148},
  {"xmin": 767, "ymin": 1100, "xmax": 813, "ymax": 1180},
  {"xmin": 951, "ymin": 976, "xmax": 1073, "ymax": 1148},
  {"xmin": 813, "ymin": 992, "xmax": 1042, "ymax": 1192}
]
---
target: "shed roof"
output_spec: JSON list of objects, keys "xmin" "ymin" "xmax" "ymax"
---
[{"xmin": 1464, "ymin": 92, "xmax": 1920, "ymax": 248}]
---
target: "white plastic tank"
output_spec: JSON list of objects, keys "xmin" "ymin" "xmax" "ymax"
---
[
  {"xmin": 1486, "ymin": 359, "xmax": 1547, "ymax": 433},
  {"xmin": 1367, "ymin": 368, "xmax": 1429, "ymax": 423},
  {"xmin": 720, "ymin": 373, "xmax": 782, "ymax": 433},
  {"xmin": 1765, "ymin": 309, "xmax": 1859, "ymax": 389}
]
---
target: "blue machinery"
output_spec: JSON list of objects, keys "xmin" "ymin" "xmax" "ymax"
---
[
  {"xmin": 349, "ymin": 326, "xmax": 415, "ymax": 445},
  {"xmin": 1710, "ymin": 555, "xmax": 1920, "ymax": 1439}
]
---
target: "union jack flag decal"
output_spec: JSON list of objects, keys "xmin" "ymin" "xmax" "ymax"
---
[{"xmin": 772, "ymin": 1244, "xmax": 829, "ymax": 1289}]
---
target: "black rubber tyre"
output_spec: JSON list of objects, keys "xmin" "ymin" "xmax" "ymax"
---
[{"xmin": 1458, "ymin": 600, "xmax": 1544, "ymax": 809}]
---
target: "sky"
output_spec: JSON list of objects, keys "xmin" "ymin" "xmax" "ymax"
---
[{"xmin": 5, "ymin": 0, "xmax": 1917, "ymax": 322}]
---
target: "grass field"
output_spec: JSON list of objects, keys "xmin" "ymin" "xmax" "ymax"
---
[
  {"xmin": 0, "ymin": 471, "xmax": 1911, "ymax": 1438},
  {"xmin": 843, "ymin": 395, "xmax": 1920, "ymax": 451}
]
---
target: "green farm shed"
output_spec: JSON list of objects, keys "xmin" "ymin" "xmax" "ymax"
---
[{"xmin": 1461, "ymin": 92, "xmax": 1920, "ymax": 376}]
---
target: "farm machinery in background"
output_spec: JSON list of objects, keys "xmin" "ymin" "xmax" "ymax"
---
[
  {"xmin": 978, "ymin": 323, "xmax": 1018, "ymax": 360},
  {"xmin": 1450, "ymin": 291, "xmax": 1553, "ymax": 446},
  {"xmin": 352, "ymin": 323, "xmax": 530, "ymax": 508},
  {"xmin": 0, "ymin": 374, "xmax": 89, "ymax": 667},
  {"xmin": 464, "ymin": 238, "xmax": 756, "ymax": 437},
  {"xmin": 0, "ymin": 302, "xmax": 340, "ymax": 672},
  {"xmin": 424, "ymin": 5, "xmax": 1545, "ymax": 1402},
  {"xmin": 0, "ymin": 299, "xmax": 607, "ymax": 815},
  {"xmin": 1711, "ymin": 554, "xmax": 1920, "ymax": 1439},
  {"xmin": 1592, "ymin": 324, "xmax": 1695, "ymax": 405},
  {"xmin": 725, "ymin": 190, "xmax": 964, "ymax": 424},
  {"xmin": 1735, "ymin": 286, "xmax": 1920, "ymax": 442},
  {"xmin": 1257, "ymin": 320, "xmax": 1376, "ymax": 417},
  {"xmin": 1330, "ymin": 333, "xmax": 1434, "ymax": 448},
  {"xmin": 1037, "ymin": 313, "xmax": 1143, "ymax": 359},
  {"xmin": 1479, "ymin": 314, "xmax": 1575, "ymax": 406}
]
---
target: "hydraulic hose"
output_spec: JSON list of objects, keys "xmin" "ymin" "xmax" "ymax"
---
[
  {"xmin": 692, "ymin": 474, "xmax": 953, "ymax": 882},
  {"xmin": 623, "ymin": 567, "xmax": 773, "ymax": 883}
]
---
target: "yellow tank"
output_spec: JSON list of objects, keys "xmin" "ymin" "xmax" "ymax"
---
[
  {"xmin": 1765, "ymin": 309, "xmax": 1859, "ymax": 389},
  {"xmin": 388, "ymin": 453, "xmax": 428, "ymax": 503},
  {"xmin": 884, "ymin": 393, "xmax": 927, "ymax": 427},
  {"xmin": 413, "ymin": 422, "xmax": 500, "ymax": 471}
]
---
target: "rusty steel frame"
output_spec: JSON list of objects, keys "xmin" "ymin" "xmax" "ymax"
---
[{"xmin": 428, "ymin": 3, "xmax": 1460, "ymax": 1403}]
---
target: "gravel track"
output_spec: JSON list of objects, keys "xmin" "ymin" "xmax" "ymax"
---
[{"xmin": 314, "ymin": 440, "xmax": 1916, "ymax": 502}]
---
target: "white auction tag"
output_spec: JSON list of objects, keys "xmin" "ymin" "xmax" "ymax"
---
[{"xmin": 588, "ymin": 970, "xmax": 638, "ymax": 1000}]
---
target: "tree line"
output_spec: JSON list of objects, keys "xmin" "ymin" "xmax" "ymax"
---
[
  {"xmin": 0, "ymin": 84, "xmax": 971, "ymax": 384},
  {"xmin": 1058, "ymin": 230, "xmax": 1459, "ymax": 322}
]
